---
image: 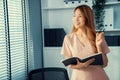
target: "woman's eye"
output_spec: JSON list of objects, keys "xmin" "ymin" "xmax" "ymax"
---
[{"xmin": 73, "ymin": 15, "xmax": 82, "ymax": 17}]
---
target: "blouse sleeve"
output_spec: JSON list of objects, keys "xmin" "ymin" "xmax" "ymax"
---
[
  {"xmin": 61, "ymin": 35, "xmax": 72, "ymax": 58},
  {"xmin": 101, "ymin": 38, "xmax": 110, "ymax": 54}
]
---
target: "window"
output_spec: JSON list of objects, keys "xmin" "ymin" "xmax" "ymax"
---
[{"xmin": 0, "ymin": 0, "xmax": 29, "ymax": 80}]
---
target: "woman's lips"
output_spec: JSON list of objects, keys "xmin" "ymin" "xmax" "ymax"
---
[{"xmin": 76, "ymin": 22, "xmax": 80, "ymax": 25}]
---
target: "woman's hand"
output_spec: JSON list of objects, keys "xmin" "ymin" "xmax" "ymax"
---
[
  {"xmin": 96, "ymin": 32, "xmax": 104, "ymax": 47},
  {"xmin": 96, "ymin": 32, "xmax": 105, "ymax": 52},
  {"xmin": 68, "ymin": 58, "xmax": 95, "ymax": 69}
]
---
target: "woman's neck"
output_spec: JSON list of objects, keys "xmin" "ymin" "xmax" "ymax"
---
[{"xmin": 76, "ymin": 28, "xmax": 86, "ymax": 37}]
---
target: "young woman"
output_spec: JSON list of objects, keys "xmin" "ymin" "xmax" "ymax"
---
[{"xmin": 61, "ymin": 5, "xmax": 110, "ymax": 80}]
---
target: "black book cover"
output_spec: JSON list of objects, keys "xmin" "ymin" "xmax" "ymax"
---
[{"xmin": 62, "ymin": 53, "xmax": 103, "ymax": 66}]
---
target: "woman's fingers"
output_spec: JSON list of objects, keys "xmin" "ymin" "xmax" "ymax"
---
[
  {"xmin": 96, "ymin": 32, "xmax": 104, "ymax": 38},
  {"xmin": 84, "ymin": 58, "xmax": 95, "ymax": 67}
]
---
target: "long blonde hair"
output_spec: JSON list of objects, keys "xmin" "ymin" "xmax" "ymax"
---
[{"xmin": 72, "ymin": 5, "xmax": 97, "ymax": 53}]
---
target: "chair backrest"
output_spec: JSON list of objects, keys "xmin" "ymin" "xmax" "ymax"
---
[{"xmin": 28, "ymin": 67, "xmax": 69, "ymax": 80}]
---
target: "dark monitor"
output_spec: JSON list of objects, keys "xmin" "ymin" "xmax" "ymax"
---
[
  {"xmin": 105, "ymin": 36, "xmax": 120, "ymax": 46},
  {"xmin": 44, "ymin": 28, "xmax": 66, "ymax": 47}
]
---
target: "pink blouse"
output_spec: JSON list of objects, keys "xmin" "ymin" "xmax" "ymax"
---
[{"xmin": 61, "ymin": 32, "xmax": 110, "ymax": 80}]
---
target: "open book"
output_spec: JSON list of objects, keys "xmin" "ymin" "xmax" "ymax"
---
[{"xmin": 62, "ymin": 53, "xmax": 103, "ymax": 66}]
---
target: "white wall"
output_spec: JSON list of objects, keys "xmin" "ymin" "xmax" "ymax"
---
[
  {"xmin": 105, "ymin": 47, "xmax": 120, "ymax": 80},
  {"xmin": 48, "ymin": 9, "xmax": 73, "ymax": 33}
]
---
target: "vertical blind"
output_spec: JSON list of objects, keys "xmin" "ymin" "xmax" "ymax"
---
[
  {"xmin": 0, "ymin": 0, "xmax": 29, "ymax": 80},
  {"xmin": 0, "ymin": 0, "xmax": 9, "ymax": 79}
]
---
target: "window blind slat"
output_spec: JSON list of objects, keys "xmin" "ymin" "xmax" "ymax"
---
[
  {"xmin": 0, "ymin": 0, "xmax": 29, "ymax": 80},
  {"xmin": 0, "ymin": 1, "xmax": 9, "ymax": 79},
  {"xmin": 8, "ymin": 0, "xmax": 27, "ymax": 80}
]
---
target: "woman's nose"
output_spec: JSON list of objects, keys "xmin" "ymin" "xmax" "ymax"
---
[{"xmin": 74, "ymin": 17, "xmax": 79, "ymax": 21}]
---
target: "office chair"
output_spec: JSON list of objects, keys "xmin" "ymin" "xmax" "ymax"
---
[{"xmin": 28, "ymin": 67, "xmax": 69, "ymax": 80}]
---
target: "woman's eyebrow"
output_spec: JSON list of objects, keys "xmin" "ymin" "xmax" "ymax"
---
[{"xmin": 74, "ymin": 14, "xmax": 82, "ymax": 16}]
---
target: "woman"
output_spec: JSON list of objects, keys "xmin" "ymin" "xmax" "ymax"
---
[{"xmin": 61, "ymin": 5, "xmax": 110, "ymax": 80}]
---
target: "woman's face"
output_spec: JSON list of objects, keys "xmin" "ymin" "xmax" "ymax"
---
[{"xmin": 73, "ymin": 9, "xmax": 85, "ymax": 29}]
